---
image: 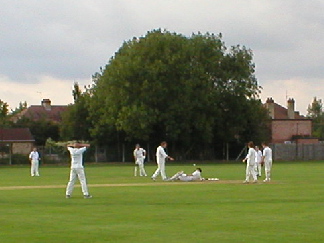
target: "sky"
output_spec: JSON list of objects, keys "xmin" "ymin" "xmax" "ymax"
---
[{"xmin": 1, "ymin": 0, "xmax": 324, "ymax": 114}]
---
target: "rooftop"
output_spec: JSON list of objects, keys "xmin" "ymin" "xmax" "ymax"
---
[{"xmin": 0, "ymin": 128, "xmax": 35, "ymax": 142}]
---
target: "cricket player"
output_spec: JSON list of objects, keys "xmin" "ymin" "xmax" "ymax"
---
[
  {"xmin": 151, "ymin": 141, "xmax": 174, "ymax": 181},
  {"xmin": 133, "ymin": 144, "xmax": 147, "ymax": 176},
  {"xmin": 255, "ymin": 146, "xmax": 263, "ymax": 177},
  {"xmin": 242, "ymin": 141, "xmax": 257, "ymax": 183},
  {"xmin": 262, "ymin": 142, "xmax": 273, "ymax": 182},
  {"xmin": 29, "ymin": 147, "xmax": 41, "ymax": 176},
  {"xmin": 65, "ymin": 143, "xmax": 92, "ymax": 199},
  {"xmin": 168, "ymin": 168, "xmax": 203, "ymax": 182}
]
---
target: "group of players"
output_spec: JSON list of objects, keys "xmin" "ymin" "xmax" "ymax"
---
[
  {"xmin": 133, "ymin": 141, "xmax": 203, "ymax": 182},
  {"xmin": 134, "ymin": 140, "xmax": 273, "ymax": 184},
  {"xmin": 242, "ymin": 141, "xmax": 273, "ymax": 183},
  {"xmin": 27, "ymin": 140, "xmax": 272, "ymax": 199}
]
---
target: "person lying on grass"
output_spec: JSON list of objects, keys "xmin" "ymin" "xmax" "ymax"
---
[{"xmin": 167, "ymin": 168, "xmax": 204, "ymax": 182}]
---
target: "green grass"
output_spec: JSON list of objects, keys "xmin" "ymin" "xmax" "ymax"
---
[{"xmin": 0, "ymin": 162, "xmax": 323, "ymax": 243}]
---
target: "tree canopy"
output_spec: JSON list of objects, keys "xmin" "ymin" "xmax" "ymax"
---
[{"xmin": 85, "ymin": 29, "xmax": 269, "ymax": 153}]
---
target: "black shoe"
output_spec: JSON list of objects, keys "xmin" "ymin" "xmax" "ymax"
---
[{"xmin": 84, "ymin": 195, "xmax": 93, "ymax": 199}]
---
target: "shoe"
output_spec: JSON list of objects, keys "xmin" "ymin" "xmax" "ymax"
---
[
  {"xmin": 253, "ymin": 180, "xmax": 258, "ymax": 184},
  {"xmin": 151, "ymin": 177, "xmax": 156, "ymax": 181},
  {"xmin": 66, "ymin": 195, "xmax": 71, "ymax": 199},
  {"xmin": 263, "ymin": 179, "xmax": 270, "ymax": 182},
  {"xmin": 163, "ymin": 178, "xmax": 170, "ymax": 181},
  {"xmin": 84, "ymin": 195, "xmax": 92, "ymax": 199},
  {"xmin": 243, "ymin": 180, "xmax": 249, "ymax": 184}
]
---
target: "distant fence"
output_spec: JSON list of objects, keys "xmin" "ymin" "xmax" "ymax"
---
[
  {"xmin": 271, "ymin": 143, "xmax": 324, "ymax": 161},
  {"xmin": 3, "ymin": 143, "xmax": 322, "ymax": 164}
]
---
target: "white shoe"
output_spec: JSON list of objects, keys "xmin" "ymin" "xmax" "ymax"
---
[
  {"xmin": 151, "ymin": 177, "xmax": 156, "ymax": 181},
  {"xmin": 243, "ymin": 180, "xmax": 249, "ymax": 184},
  {"xmin": 263, "ymin": 179, "xmax": 271, "ymax": 182}
]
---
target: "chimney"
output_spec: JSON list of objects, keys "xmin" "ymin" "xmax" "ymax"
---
[
  {"xmin": 265, "ymin": 97, "xmax": 275, "ymax": 119},
  {"xmin": 287, "ymin": 98, "xmax": 295, "ymax": 119},
  {"xmin": 41, "ymin": 99, "xmax": 51, "ymax": 111}
]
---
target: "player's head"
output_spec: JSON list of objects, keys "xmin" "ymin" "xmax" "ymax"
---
[
  {"xmin": 255, "ymin": 146, "xmax": 259, "ymax": 150},
  {"xmin": 161, "ymin": 141, "xmax": 167, "ymax": 148},
  {"xmin": 247, "ymin": 141, "xmax": 254, "ymax": 148},
  {"xmin": 196, "ymin": 168, "xmax": 202, "ymax": 172},
  {"xmin": 33, "ymin": 147, "xmax": 37, "ymax": 151},
  {"xmin": 135, "ymin": 144, "xmax": 140, "ymax": 149},
  {"xmin": 262, "ymin": 142, "xmax": 268, "ymax": 148}
]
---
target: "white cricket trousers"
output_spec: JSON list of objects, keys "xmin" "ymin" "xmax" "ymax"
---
[
  {"xmin": 152, "ymin": 159, "xmax": 166, "ymax": 180},
  {"xmin": 265, "ymin": 160, "xmax": 273, "ymax": 180},
  {"xmin": 135, "ymin": 158, "xmax": 147, "ymax": 176},
  {"xmin": 170, "ymin": 172, "xmax": 193, "ymax": 182},
  {"xmin": 254, "ymin": 163, "xmax": 262, "ymax": 176},
  {"xmin": 66, "ymin": 168, "xmax": 89, "ymax": 196},
  {"xmin": 246, "ymin": 164, "xmax": 257, "ymax": 182},
  {"xmin": 31, "ymin": 159, "xmax": 40, "ymax": 176}
]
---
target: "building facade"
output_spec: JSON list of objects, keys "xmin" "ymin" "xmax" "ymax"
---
[{"xmin": 265, "ymin": 98, "xmax": 316, "ymax": 144}]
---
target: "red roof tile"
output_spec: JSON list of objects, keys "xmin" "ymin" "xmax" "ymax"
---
[
  {"xmin": 273, "ymin": 103, "xmax": 306, "ymax": 119},
  {"xmin": 0, "ymin": 128, "xmax": 35, "ymax": 142},
  {"xmin": 12, "ymin": 105, "xmax": 68, "ymax": 123}
]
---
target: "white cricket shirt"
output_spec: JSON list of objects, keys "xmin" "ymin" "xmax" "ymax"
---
[
  {"xmin": 156, "ymin": 146, "xmax": 168, "ymax": 161},
  {"xmin": 133, "ymin": 148, "xmax": 146, "ymax": 159},
  {"xmin": 246, "ymin": 148, "xmax": 256, "ymax": 165},
  {"xmin": 255, "ymin": 150, "xmax": 262, "ymax": 164},
  {"xmin": 29, "ymin": 151, "xmax": 40, "ymax": 161},
  {"xmin": 192, "ymin": 170, "xmax": 202, "ymax": 180},
  {"xmin": 68, "ymin": 147, "xmax": 87, "ymax": 169},
  {"xmin": 263, "ymin": 147, "xmax": 273, "ymax": 162}
]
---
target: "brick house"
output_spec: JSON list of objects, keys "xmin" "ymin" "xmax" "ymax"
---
[
  {"xmin": 0, "ymin": 128, "xmax": 35, "ymax": 155},
  {"xmin": 11, "ymin": 99, "xmax": 68, "ymax": 123},
  {"xmin": 265, "ymin": 98, "xmax": 317, "ymax": 144}
]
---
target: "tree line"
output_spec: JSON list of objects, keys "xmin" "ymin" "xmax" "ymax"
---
[
  {"xmin": 1, "ymin": 30, "xmax": 274, "ymax": 159},
  {"xmin": 60, "ymin": 30, "xmax": 271, "ymax": 159}
]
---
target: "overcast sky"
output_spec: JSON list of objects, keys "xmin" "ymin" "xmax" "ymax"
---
[{"xmin": 1, "ymin": 0, "xmax": 324, "ymax": 114}]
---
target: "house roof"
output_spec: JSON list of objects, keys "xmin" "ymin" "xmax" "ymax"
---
[
  {"xmin": 0, "ymin": 128, "xmax": 35, "ymax": 142},
  {"xmin": 12, "ymin": 105, "xmax": 68, "ymax": 123},
  {"xmin": 272, "ymin": 103, "xmax": 306, "ymax": 120}
]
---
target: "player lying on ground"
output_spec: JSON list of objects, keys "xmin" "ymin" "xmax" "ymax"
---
[{"xmin": 167, "ymin": 168, "xmax": 204, "ymax": 182}]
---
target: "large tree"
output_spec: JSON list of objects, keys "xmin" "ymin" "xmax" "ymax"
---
[
  {"xmin": 0, "ymin": 99, "xmax": 10, "ymax": 126},
  {"xmin": 60, "ymin": 83, "xmax": 92, "ymax": 141},
  {"xmin": 89, "ymin": 30, "xmax": 269, "ymax": 153}
]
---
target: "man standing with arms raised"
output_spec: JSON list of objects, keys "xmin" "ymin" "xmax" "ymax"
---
[
  {"xmin": 66, "ymin": 143, "xmax": 92, "ymax": 199},
  {"xmin": 151, "ymin": 141, "xmax": 174, "ymax": 181}
]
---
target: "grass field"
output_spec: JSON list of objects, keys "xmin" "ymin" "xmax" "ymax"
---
[{"xmin": 0, "ymin": 161, "xmax": 323, "ymax": 243}]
